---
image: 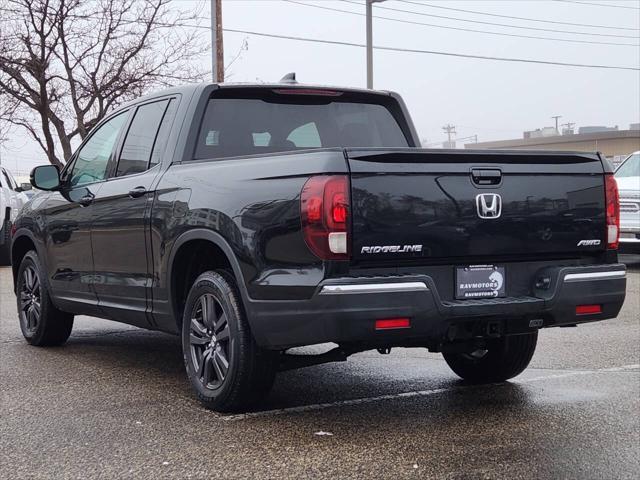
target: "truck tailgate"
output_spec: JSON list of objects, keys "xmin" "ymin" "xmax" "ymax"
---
[{"xmin": 347, "ymin": 149, "xmax": 606, "ymax": 262}]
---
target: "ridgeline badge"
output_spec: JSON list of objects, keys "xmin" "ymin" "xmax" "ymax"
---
[{"xmin": 361, "ymin": 245, "xmax": 423, "ymax": 254}]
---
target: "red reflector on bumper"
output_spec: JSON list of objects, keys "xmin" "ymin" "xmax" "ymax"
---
[
  {"xmin": 576, "ymin": 304, "xmax": 602, "ymax": 315},
  {"xmin": 375, "ymin": 318, "xmax": 411, "ymax": 330}
]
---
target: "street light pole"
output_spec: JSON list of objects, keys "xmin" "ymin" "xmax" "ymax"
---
[{"xmin": 366, "ymin": 0, "xmax": 385, "ymax": 89}]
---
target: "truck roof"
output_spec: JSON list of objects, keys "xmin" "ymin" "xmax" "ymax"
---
[{"xmin": 118, "ymin": 81, "xmax": 395, "ymax": 111}]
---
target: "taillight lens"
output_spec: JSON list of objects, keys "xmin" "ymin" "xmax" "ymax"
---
[
  {"xmin": 301, "ymin": 175, "xmax": 349, "ymax": 260},
  {"xmin": 605, "ymin": 174, "xmax": 620, "ymax": 249},
  {"xmin": 576, "ymin": 304, "xmax": 602, "ymax": 315},
  {"xmin": 375, "ymin": 318, "xmax": 411, "ymax": 330}
]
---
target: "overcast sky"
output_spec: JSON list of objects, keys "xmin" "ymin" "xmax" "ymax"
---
[{"xmin": 2, "ymin": 0, "xmax": 639, "ymax": 173}]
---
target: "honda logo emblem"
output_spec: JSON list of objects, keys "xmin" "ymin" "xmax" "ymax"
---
[{"xmin": 476, "ymin": 193, "xmax": 502, "ymax": 219}]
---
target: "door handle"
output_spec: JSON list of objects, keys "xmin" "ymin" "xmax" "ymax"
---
[
  {"xmin": 78, "ymin": 194, "xmax": 94, "ymax": 207},
  {"xmin": 471, "ymin": 168, "xmax": 502, "ymax": 186},
  {"xmin": 129, "ymin": 186, "xmax": 148, "ymax": 198}
]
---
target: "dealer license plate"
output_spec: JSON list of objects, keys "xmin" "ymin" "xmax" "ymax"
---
[{"xmin": 455, "ymin": 265, "xmax": 506, "ymax": 300}]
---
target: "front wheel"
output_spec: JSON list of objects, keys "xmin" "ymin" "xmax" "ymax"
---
[
  {"xmin": 181, "ymin": 270, "xmax": 277, "ymax": 412},
  {"xmin": 443, "ymin": 332, "xmax": 538, "ymax": 383},
  {"xmin": 16, "ymin": 250, "xmax": 74, "ymax": 346}
]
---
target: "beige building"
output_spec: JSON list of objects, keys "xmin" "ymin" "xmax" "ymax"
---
[{"xmin": 467, "ymin": 129, "xmax": 640, "ymax": 166}]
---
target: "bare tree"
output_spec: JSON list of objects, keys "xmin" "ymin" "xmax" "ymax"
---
[{"xmin": 0, "ymin": 0, "xmax": 208, "ymax": 168}]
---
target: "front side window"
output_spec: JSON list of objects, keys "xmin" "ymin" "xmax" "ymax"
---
[
  {"xmin": 1, "ymin": 169, "xmax": 12, "ymax": 189},
  {"xmin": 69, "ymin": 112, "xmax": 127, "ymax": 186},
  {"xmin": 7, "ymin": 170, "xmax": 18, "ymax": 189},
  {"xmin": 117, "ymin": 100, "xmax": 170, "ymax": 177},
  {"xmin": 194, "ymin": 94, "xmax": 409, "ymax": 160},
  {"xmin": 287, "ymin": 122, "xmax": 321, "ymax": 148}
]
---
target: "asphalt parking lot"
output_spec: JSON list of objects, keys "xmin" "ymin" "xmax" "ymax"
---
[{"xmin": 1, "ymin": 256, "xmax": 639, "ymax": 479}]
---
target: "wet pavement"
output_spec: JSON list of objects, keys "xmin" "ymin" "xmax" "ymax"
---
[{"xmin": 1, "ymin": 256, "xmax": 639, "ymax": 479}]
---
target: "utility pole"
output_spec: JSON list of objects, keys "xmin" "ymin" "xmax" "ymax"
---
[
  {"xmin": 211, "ymin": 0, "xmax": 224, "ymax": 83},
  {"xmin": 551, "ymin": 115, "xmax": 562, "ymax": 134},
  {"xmin": 366, "ymin": 0, "xmax": 385, "ymax": 89},
  {"xmin": 442, "ymin": 124, "xmax": 456, "ymax": 143},
  {"xmin": 442, "ymin": 124, "xmax": 456, "ymax": 149},
  {"xmin": 560, "ymin": 122, "xmax": 575, "ymax": 135}
]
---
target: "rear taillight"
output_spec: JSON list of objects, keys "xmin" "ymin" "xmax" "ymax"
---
[
  {"xmin": 605, "ymin": 174, "xmax": 620, "ymax": 249},
  {"xmin": 301, "ymin": 175, "xmax": 349, "ymax": 260}
]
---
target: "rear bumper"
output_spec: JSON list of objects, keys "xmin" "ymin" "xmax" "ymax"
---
[
  {"xmin": 246, "ymin": 264, "xmax": 626, "ymax": 349},
  {"xmin": 619, "ymin": 233, "xmax": 640, "ymax": 244},
  {"xmin": 619, "ymin": 210, "xmax": 640, "ymax": 244},
  {"xmin": 619, "ymin": 227, "xmax": 640, "ymax": 252}
]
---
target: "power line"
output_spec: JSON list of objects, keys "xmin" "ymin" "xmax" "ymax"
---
[
  {"xmin": 37, "ymin": 9, "xmax": 638, "ymax": 71},
  {"xmin": 284, "ymin": 0, "xmax": 639, "ymax": 47},
  {"xmin": 554, "ymin": 0, "xmax": 640, "ymax": 10},
  {"xmin": 223, "ymin": 27, "xmax": 640, "ymax": 71},
  {"xmin": 394, "ymin": 0, "xmax": 640, "ymax": 32},
  {"xmin": 347, "ymin": 0, "xmax": 640, "ymax": 39}
]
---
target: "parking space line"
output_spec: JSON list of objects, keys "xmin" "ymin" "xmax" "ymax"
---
[
  {"xmin": 219, "ymin": 364, "xmax": 640, "ymax": 421},
  {"xmin": 518, "ymin": 363, "xmax": 639, "ymax": 383}
]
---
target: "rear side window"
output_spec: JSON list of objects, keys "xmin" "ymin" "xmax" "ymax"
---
[
  {"xmin": 615, "ymin": 153, "xmax": 639, "ymax": 178},
  {"xmin": 194, "ymin": 94, "xmax": 409, "ymax": 160},
  {"xmin": 116, "ymin": 99, "xmax": 170, "ymax": 177}
]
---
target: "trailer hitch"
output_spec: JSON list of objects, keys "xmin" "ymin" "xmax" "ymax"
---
[{"xmin": 278, "ymin": 346, "xmax": 361, "ymax": 372}]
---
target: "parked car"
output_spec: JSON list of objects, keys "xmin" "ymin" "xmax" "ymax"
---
[
  {"xmin": 615, "ymin": 151, "xmax": 640, "ymax": 252},
  {"xmin": 20, "ymin": 185, "xmax": 38, "ymax": 200},
  {"xmin": 11, "ymin": 81, "xmax": 626, "ymax": 412},
  {"xmin": 0, "ymin": 166, "xmax": 29, "ymax": 265}
]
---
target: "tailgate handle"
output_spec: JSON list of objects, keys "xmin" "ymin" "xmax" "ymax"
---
[{"xmin": 471, "ymin": 169, "xmax": 502, "ymax": 186}]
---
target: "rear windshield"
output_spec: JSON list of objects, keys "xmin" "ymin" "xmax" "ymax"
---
[{"xmin": 194, "ymin": 92, "xmax": 409, "ymax": 160}]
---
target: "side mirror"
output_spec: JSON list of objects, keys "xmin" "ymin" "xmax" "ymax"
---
[
  {"xmin": 15, "ymin": 183, "xmax": 32, "ymax": 192},
  {"xmin": 30, "ymin": 165, "xmax": 61, "ymax": 191}
]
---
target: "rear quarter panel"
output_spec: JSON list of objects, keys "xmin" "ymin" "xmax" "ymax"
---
[{"xmin": 150, "ymin": 150, "xmax": 348, "ymax": 325}]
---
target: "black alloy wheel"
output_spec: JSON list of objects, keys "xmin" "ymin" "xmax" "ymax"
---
[
  {"xmin": 181, "ymin": 270, "xmax": 277, "ymax": 412},
  {"xmin": 188, "ymin": 293, "xmax": 232, "ymax": 390},
  {"xmin": 16, "ymin": 250, "xmax": 74, "ymax": 346},
  {"xmin": 19, "ymin": 264, "xmax": 42, "ymax": 335}
]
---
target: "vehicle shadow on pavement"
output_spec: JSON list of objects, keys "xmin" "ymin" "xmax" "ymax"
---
[{"xmin": 37, "ymin": 329, "xmax": 533, "ymax": 415}]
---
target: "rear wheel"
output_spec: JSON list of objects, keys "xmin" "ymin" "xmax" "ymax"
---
[
  {"xmin": 443, "ymin": 332, "xmax": 538, "ymax": 383},
  {"xmin": 16, "ymin": 250, "xmax": 74, "ymax": 346},
  {"xmin": 181, "ymin": 270, "xmax": 277, "ymax": 412}
]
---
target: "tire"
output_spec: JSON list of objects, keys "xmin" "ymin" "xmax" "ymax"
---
[
  {"xmin": 16, "ymin": 250, "xmax": 74, "ymax": 346},
  {"xmin": 0, "ymin": 214, "xmax": 10, "ymax": 266},
  {"xmin": 443, "ymin": 332, "xmax": 538, "ymax": 383},
  {"xmin": 181, "ymin": 270, "xmax": 277, "ymax": 412}
]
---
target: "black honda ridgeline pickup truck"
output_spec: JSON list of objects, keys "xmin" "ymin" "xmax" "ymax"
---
[{"xmin": 12, "ymin": 81, "xmax": 626, "ymax": 412}]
